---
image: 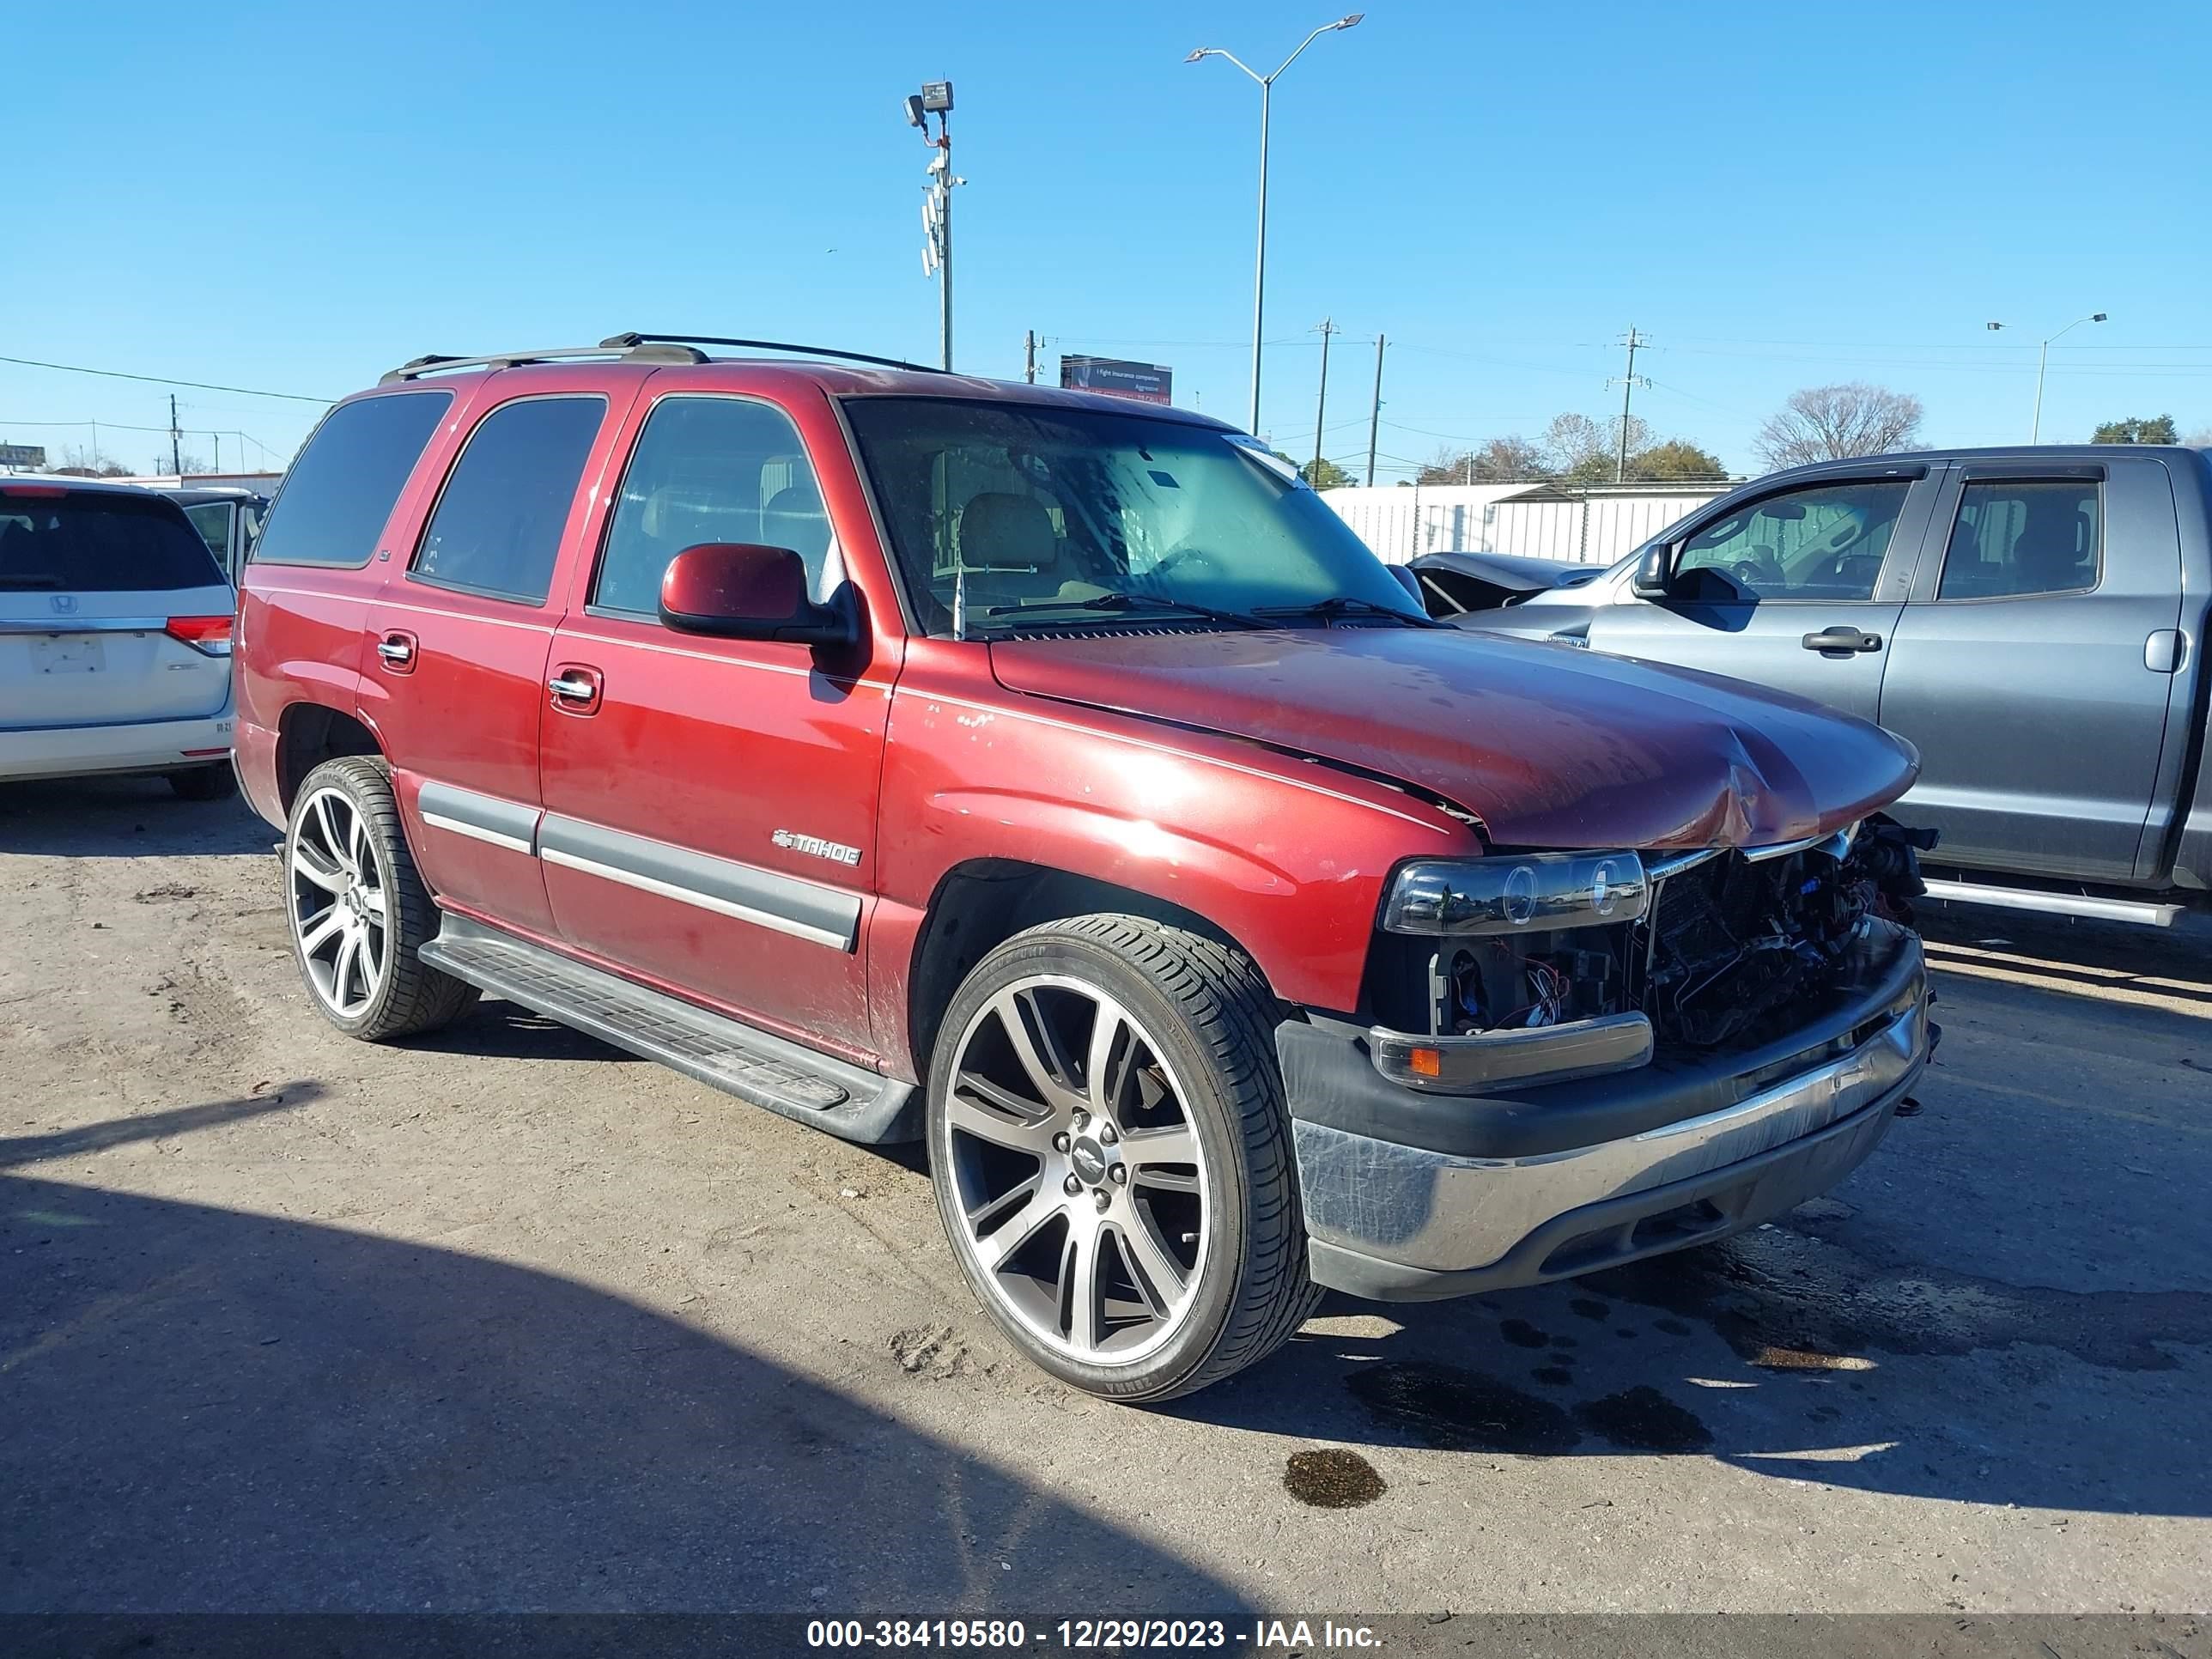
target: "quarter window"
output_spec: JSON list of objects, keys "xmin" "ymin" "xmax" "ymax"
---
[
  {"xmin": 1674, "ymin": 480, "xmax": 1911, "ymax": 601},
  {"xmin": 1937, "ymin": 480, "xmax": 2100, "ymax": 599},
  {"xmin": 253, "ymin": 391, "xmax": 451, "ymax": 568},
  {"xmin": 411, "ymin": 397, "xmax": 606, "ymax": 604},
  {"xmin": 592, "ymin": 396, "xmax": 836, "ymax": 617}
]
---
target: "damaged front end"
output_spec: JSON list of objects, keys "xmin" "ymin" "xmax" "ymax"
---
[{"xmin": 1364, "ymin": 817, "xmax": 1935, "ymax": 1091}]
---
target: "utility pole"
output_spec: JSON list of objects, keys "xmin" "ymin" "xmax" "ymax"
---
[
  {"xmin": 1608, "ymin": 325, "xmax": 1650, "ymax": 483},
  {"xmin": 1024, "ymin": 329, "xmax": 1036, "ymax": 385},
  {"xmin": 1364, "ymin": 332, "xmax": 1385, "ymax": 487},
  {"xmin": 169, "ymin": 394, "xmax": 182, "ymax": 478},
  {"xmin": 213, "ymin": 433, "xmax": 221, "ymax": 472},
  {"xmin": 1310, "ymin": 318, "xmax": 1337, "ymax": 482}
]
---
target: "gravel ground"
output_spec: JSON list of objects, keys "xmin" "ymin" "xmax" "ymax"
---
[{"xmin": 3, "ymin": 775, "xmax": 2208, "ymax": 1616}]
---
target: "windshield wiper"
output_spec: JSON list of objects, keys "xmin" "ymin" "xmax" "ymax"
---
[
  {"xmin": 1248, "ymin": 595, "xmax": 1443, "ymax": 628},
  {"xmin": 983, "ymin": 592, "xmax": 1265, "ymax": 630}
]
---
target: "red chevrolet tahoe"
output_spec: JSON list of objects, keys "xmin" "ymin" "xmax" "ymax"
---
[{"xmin": 235, "ymin": 334, "xmax": 1935, "ymax": 1401}]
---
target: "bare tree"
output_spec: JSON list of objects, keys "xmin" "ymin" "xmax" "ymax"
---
[
  {"xmin": 51, "ymin": 443, "xmax": 131, "ymax": 478},
  {"xmin": 2181, "ymin": 426, "xmax": 2212, "ymax": 449},
  {"xmin": 1755, "ymin": 384, "xmax": 1923, "ymax": 469}
]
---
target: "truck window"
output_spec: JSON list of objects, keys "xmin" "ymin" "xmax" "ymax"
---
[
  {"xmin": 410, "ymin": 396, "xmax": 605, "ymax": 605},
  {"xmin": 592, "ymin": 396, "xmax": 837, "ymax": 617},
  {"xmin": 1675, "ymin": 480, "xmax": 1911, "ymax": 600},
  {"xmin": 253, "ymin": 391, "xmax": 452, "ymax": 568},
  {"xmin": 1936, "ymin": 480, "xmax": 2100, "ymax": 599},
  {"xmin": 184, "ymin": 501, "xmax": 231, "ymax": 562}
]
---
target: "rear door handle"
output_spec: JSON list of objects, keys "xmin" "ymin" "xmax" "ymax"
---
[
  {"xmin": 1802, "ymin": 626, "xmax": 1882, "ymax": 653},
  {"xmin": 548, "ymin": 663, "xmax": 604, "ymax": 714},
  {"xmin": 376, "ymin": 629, "xmax": 417, "ymax": 672}
]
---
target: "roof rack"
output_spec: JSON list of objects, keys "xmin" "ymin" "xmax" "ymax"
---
[
  {"xmin": 599, "ymin": 332, "xmax": 950, "ymax": 374},
  {"xmin": 378, "ymin": 342, "xmax": 708, "ymax": 386}
]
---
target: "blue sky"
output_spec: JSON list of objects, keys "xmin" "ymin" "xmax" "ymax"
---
[{"xmin": 9, "ymin": 0, "xmax": 2210, "ymax": 479}]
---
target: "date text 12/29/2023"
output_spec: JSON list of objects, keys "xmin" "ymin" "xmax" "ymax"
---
[{"xmin": 804, "ymin": 1619, "xmax": 1382, "ymax": 1651}]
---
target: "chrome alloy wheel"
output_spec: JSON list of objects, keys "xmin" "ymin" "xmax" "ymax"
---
[
  {"xmin": 939, "ymin": 975, "xmax": 1212, "ymax": 1365},
  {"xmin": 289, "ymin": 785, "xmax": 388, "ymax": 1021}
]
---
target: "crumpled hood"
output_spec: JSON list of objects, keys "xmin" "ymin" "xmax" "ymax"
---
[{"xmin": 988, "ymin": 627, "xmax": 1917, "ymax": 849}]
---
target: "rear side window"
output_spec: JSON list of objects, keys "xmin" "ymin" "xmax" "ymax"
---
[
  {"xmin": 253, "ymin": 391, "xmax": 451, "ymax": 568},
  {"xmin": 411, "ymin": 397, "xmax": 606, "ymax": 605},
  {"xmin": 1937, "ymin": 479, "xmax": 2101, "ymax": 599},
  {"xmin": 0, "ymin": 491, "xmax": 226, "ymax": 592}
]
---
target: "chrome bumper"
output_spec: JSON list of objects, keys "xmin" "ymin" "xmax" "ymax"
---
[{"xmin": 1292, "ymin": 945, "xmax": 1930, "ymax": 1299}]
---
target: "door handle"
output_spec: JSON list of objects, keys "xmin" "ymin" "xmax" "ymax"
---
[
  {"xmin": 375, "ymin": 630, "xmax": 417, "ymax": 672},
  {"xmin": 1801, "ymin": 626, "xmax": 1882, "ymax": 653},
  {"xmin": 547, "ymin": 663, "xmax": 604, "ymax": 714},
  {"xmin": 2145, "ymin": 629, "xmax": 2185, "ymax": 674}
]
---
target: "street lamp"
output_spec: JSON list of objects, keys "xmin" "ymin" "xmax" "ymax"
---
[
  {"xmin": 1186, "ymin": 14, "xmax": 1364, "ymax": 434},
  {"xmin": 1987, "ymin": 312, "xmax": 2107, "ymax": 442}
]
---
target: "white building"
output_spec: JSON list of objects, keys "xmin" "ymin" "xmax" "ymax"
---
[{"xmin": 1322, "ymin": 479, "xmax": 1735, "ymax": 567}]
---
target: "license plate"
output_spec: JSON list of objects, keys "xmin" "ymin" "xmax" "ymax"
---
[{"xmin": 30, "ymin": 636, "xmax": 103, "ymax": 674}]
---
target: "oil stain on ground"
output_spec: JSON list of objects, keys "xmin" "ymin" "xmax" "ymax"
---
[
  {"xmin": 1589, "ymin": 1224, "xmax": 2212, "ymax": 1372},
  {"xmin": 1346, "ymin": 1362, "xmax": 1581, "ymax": 1455},
  {"xmin": 1498, "ymin": 1318, "xmax": 1549, "ymax": 1348},
  {"xmin": 1284, "ymin": 1448, "xmax": 1387, "ymax": 1509},
  {"xmin": 1348, "ymin": 1362, "xmax": 1716, "ymax": 1457},
  {"xmin": 1573, "ymin": 1387, "xmax": 1712, "ymax": 1453}
]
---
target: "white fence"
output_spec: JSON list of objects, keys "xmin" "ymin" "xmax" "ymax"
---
[{"xmin": 1321, "ymin": 481, "xmax": 1734, "ymax": 567}]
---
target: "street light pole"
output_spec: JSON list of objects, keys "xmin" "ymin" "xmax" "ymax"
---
[
  {"xmin": 1988, "ymin": 312, "xmax": 2106, "ymax": 442},
  {"xmin": 1187, "ymin": 15, "xmax": 1364, "ymax": 436}
]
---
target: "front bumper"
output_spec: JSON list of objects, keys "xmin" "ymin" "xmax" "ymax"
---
[
  {"xmin": 1279, "ymin": 926, "xmax": 1930, "ymax": 1301},
  {"xmin": 0, "ymin": 711, "xmax": 235, "ymax": 783}
]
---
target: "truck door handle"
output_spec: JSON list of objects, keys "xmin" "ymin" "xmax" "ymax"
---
[
  {"xmin": 547, "ymin": 663, "xmax": 604, "ymax": 714},
  {"xmin": 2145, "ymin": 629, "xmax": 2185, "ymax": 674},
  {"xmin": 1802, "ymin": 626, "xmax": 1882, "ymax": 653},
  {"xmin": 375, "ymin": 630, "xmax": 416, "ymax": 671}
]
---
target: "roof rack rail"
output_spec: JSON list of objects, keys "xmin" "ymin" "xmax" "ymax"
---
[
  {"xmin": 599, "ymin": 333, "xmax": 950, "ymax": 374},
  {"xmin": 378, "ymin": 342, "xmax": 708, "ymax": 386}
]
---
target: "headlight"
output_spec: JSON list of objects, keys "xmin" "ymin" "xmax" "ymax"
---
[{"xmin": 1382, "ymin": 850, "xmax": 1648, "ymax": 937}]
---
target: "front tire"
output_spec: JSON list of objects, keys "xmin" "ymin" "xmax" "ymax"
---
[
  {"xmin": 284, "ymin": 757, "xmax": 477, "ymax": 1042},
  {"xmin": 927, "ymin": 915, "xmax": 1319, "ymax": 1401}
]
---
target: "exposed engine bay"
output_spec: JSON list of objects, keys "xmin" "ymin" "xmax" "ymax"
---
[{"xmin": 1375, "ymin": 817, "xmax": 1936, "ymax": 1056}]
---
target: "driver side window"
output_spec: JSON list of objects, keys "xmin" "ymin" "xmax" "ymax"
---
[{"xmin": 1675, "ymin": 480, "xmax": 1911, "ymax": 601}]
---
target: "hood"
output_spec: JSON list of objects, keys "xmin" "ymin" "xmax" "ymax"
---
[{"xmin": 988, "ymin": 627, "xmax": 1917, "ymax": 850}]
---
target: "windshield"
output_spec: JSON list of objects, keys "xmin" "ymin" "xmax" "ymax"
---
[{"xmin": 841, "ymin": 397, "xmax": 1425, "ymax": 636}]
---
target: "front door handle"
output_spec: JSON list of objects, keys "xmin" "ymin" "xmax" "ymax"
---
[
  {"xmin": 547, "ymin": 663, "xmax": 604, "ymax": 714},
  {"xmin": 376, "ymin": 630, "xmax": 417, "ymax": 672},
  {"xmin": 1802, "ymin": 625, "xmax": 1882, "ymax": 653}
]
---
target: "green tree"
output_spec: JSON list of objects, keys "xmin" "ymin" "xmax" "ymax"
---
[
  {"xmin": 2089, "ymin": 415, "xmax": 2179, "ymax": 444},
  {"xmin": 1625, "ymin": 439, "xmax": 1728, "ymax": 481},
  {"xmin": 1299, "ymin": 457, "xmax": 1357, "ymax": 490}
]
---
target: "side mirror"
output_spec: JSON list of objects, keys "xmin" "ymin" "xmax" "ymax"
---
[
  {"xmin": 659, "ymin": 543, "xmax": 854, "ymax": 646},
  {"xmin": 1629, "ymin": 543, "xmax": 1674, "ymax": 600}
]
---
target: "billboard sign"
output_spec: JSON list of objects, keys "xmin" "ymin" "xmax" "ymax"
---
[
  {"xmin": 0, "ymin": 443, "xmax": 48, "ymax": 470},
  {"xmin": 1059, "ymin": 356, "xmax": 1172, "ymax": 405}
]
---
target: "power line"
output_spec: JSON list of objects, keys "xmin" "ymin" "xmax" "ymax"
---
[{"xmin": 0, "ymin": 355, "xmax": 334, "ymax": 404}]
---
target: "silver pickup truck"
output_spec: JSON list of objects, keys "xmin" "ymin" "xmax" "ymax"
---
[{"xmin": 1418, "ymin": 445, "xmax": 2212, "ymax": 927}]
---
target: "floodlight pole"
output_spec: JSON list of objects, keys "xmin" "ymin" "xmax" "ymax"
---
[{"xmin": 938, "ymin": 110, "xmax": 953, "ymax": 372}]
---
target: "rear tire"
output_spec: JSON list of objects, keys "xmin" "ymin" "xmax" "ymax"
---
[
  {"xmin": 284, "ymin": 757, "xmax": 478, "ymax": 1042},
  {"xmin": 168, "ymin": 763, "xmax": 237, "ymax": 801},
  {"xmin": 927, "ymin": 915, "xmax": 1319, "ymax": 1402}
]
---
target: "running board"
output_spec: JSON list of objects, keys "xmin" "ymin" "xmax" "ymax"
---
[
  {"xmin": 418, "ymin": 913, "xmax": 920, "ymax": 1144},
  {"xmin": 1921, "ymin": 878, "xmax": 2185, "ymax": 928}
]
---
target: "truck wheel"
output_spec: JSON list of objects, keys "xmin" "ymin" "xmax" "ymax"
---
[
  {"xmin": 927, "ymin": 915, "xmax": 1320, "ymax": 1401},
  {"xmin": 168, "ymin": 763, "xmax": 238, "ymax": 801},
  {"xmin": 284, "ymin": 757, "xmax": 478, "ymax": 1042}
]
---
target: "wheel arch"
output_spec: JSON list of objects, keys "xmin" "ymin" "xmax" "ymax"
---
[
  {"xmin": 276, "ymin": 702, "xmax": 383, "ymax": 817},
  {"xmin": 906, "ymin": 859, "xmax": 1271, "ymax": 1082}
]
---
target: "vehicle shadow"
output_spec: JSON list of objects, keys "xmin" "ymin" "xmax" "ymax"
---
[
  {"xmin": 0, "ymin": 1127, "xmax": 1243, "ymax": 1613},
  {"xmin": 394, "ymin": 999, "xmax": 635, "ymax": 1064},
  {"xmin": 0, "ymin": 775, "xmax": 272, "ymax": 858}
]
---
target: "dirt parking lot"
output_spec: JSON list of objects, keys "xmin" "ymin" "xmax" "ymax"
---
[{"xmin": 3, "ymin": 776, "xmax": 2208, "ymax": 1615}]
